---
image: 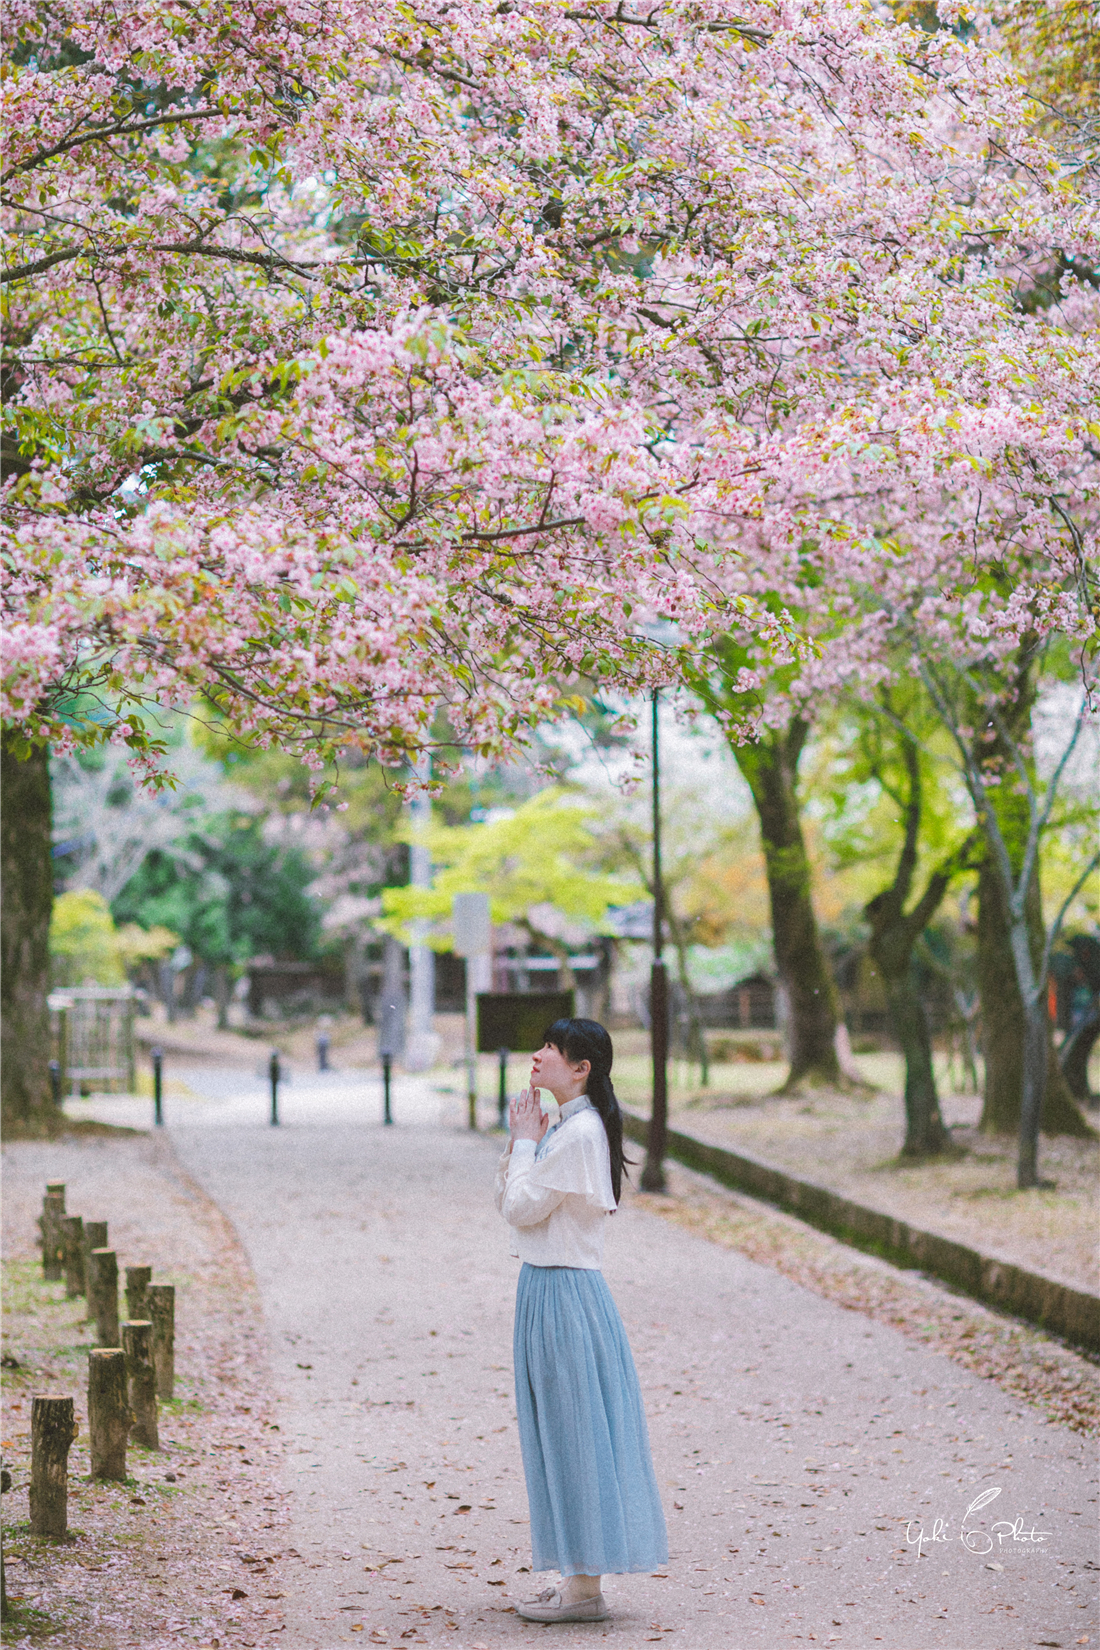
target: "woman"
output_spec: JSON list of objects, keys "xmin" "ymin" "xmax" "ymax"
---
[{"xmin": 494, "ymin": 1017, "xmax": 668, "ymax": 1624}]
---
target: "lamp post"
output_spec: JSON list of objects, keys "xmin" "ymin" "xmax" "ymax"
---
[{"xmin": 641, "ymin": 689, "xmax": 669, "ymax": 1193}]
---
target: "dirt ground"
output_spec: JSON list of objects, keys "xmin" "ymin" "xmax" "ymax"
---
[
  {"xmin": 673, "ymin": 1085, "xmax": 1099, "ymax": 1294},
  {"xmin": 2, "ymin": 1133, "xmax": 291, "ymax": 1650}
]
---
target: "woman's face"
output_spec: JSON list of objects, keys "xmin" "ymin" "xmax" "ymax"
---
[{"xmin": 530, "ymin": 1041, "xmax": 590, "ymax": 1105}]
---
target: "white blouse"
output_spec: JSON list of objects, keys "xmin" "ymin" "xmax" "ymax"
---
[{"xmin": 494, "ymin": 1095, "xmax": 617, "ymax": 1270}]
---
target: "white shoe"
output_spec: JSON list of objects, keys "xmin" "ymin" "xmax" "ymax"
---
[{"xmin": 516, "ymin": 1587, "xmax": 609, "ymax": 1622}]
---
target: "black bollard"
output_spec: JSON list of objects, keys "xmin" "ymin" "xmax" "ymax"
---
[
  {"xmin": 316, "ymin": 1031, "xmax": 330, "ymax": 1072},
  {"xmin": 152, "ymin": 1047, "xmax": 163, "ymax": 1126},
  {"xmin": 497, "ymin": 1047, "xmax": 509, "ymax": 1127},
  {"xmin": 48, "ymin": 1059, "xmax": 62, "ymax": 1106},
  {"xmin": 269, "ymin": 1050, "xmax": 280, "ymax": 1125},
  {"xmin": 382, "ymin": 1052, "xmax": 393, "ymax": 1125}
]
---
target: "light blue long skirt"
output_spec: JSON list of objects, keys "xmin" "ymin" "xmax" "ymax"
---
[{"xmin": 514, "ymin": 1263, "xmax": 668, "ymax": 1576}]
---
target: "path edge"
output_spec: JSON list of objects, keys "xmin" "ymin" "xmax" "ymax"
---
[{"xmin": 621, "ymin": 1111, "xmax": 1100, "ymax": 1353}]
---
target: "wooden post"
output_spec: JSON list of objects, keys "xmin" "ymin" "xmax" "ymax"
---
[
  {"xmin": 60, "ymin": 1216, "xmax": 85, "ymax": 1298},
  {"xmin": 86, "ymin": 1249, "xmax": 119, "ymax": 1348},
  {"xmin": 81, "ymin": 1221, "xmax": 107, "ymax": 1312},
  {"xmin": 87, "ymin": 1349, "xmax": 130, "ymax": 1480},
  {"xmin": 125, "ymin": 1265, "xmax": 152, "ymax": 1322},
  {"xmin": 146, "ymin": 1284, "xmax": 175, "ymax": 1401},
  {"xmin": 39, "ymin": 1192, "xmax": 65, "ymax": 1281},
  {"xmin": 121, "ymin": 1321, "xmax": 159, "ymax": 1449},
  {"xmin": 29, "ymin": 1396, "xmax": 78, "ymax": 1537}
]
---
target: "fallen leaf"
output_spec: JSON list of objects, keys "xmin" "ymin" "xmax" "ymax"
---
[{"xmin": 455, "ymin": 1505, "xmax": 472, "ymax": 1514}]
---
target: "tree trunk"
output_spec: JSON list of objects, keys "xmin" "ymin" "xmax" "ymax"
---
[
  {"xmin": 977, "ymin": 857, "xmax": 1093, "ymax": 1137},
  {"xmin": 87, "ymin": 1350, "xmax": 130, "ymax": 1480},
  {"xmin": 1, "ymin": 733, "xmax": 55, "ymax": 1127},
  {"xmin": 733, "ymin": 723, "xmax": 841, "ymax": 1090},
  {"xmin": 885, "ymin": 972, "xmax": 950, "ymax": 1156},
  {"xmin": 29, "ymin": 1396, "xmax": 77, "ymax": 1538},
  {"xmin": 1018, "ymin": 989, "xmax": 1050, "ymax": 1189},
  {"xmin": 1061, "ymin": 1014, "xmax": 1099, "ymax": 1102},
  {"xmin": 214, "ymin": 963, "xmax": 231, "ymax": 1030}
]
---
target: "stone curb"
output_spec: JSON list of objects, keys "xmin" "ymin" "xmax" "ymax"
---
[{"xmin": 621, "ymin": 1111, "xmax": 1100, "ymax": 1353}]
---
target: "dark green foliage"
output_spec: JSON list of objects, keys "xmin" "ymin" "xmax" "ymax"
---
[{"xmin": 111, "ymin": 813, "xmax": 321, "ymax": 966}]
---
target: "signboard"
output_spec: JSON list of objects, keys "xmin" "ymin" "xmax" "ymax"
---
[
  {"xmin": 452, "ymin": 891, "xmax": 491, "ymax": 958},
  {"xmin": 476, "ymin": 991, "xmax": 575, "ymax": 1054}
]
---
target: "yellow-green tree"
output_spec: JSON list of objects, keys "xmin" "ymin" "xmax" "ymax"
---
[
  {"xmin": 50, "ymin": 890, "xmax": 176, "ymax": 988},
  {"xmin": 380, "ymin": 791, "xmax": 640, "ymax": 981}
]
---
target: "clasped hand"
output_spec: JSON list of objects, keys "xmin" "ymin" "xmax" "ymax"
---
[{"xmin": 509, "ymin": 1086, "xmax": 548, "ymax": 1144}]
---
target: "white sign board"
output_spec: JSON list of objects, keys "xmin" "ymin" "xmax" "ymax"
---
[{"xmin": 452, "ymin": 891, "xmax": 491, "ymax": 958}]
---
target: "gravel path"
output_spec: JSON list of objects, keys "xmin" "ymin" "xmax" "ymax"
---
[{"xmin": 169, "ymin": 1113, "xmax": 1099, "ymax": 1650}]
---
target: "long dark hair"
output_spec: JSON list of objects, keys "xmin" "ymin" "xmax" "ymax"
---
[{"xmin": 542, "ymin": 1017, "xmax": 633, "ymax": 1205}]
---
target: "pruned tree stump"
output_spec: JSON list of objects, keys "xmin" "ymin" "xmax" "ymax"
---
[
  {"xmin": 60, "ymin": 1216, "xmax": 85, "ymax": 1298},
  {"xmin": 146, "ymin": 1284, "xmax": 175, "ymax": 1401},
  {"xmin": 88, "ymin": 1349, "xmax": 130, "ymax": 1480},
  {"xmin": 29, "ymin": 1395, "xmax": 78, "ymax": 1538},
  {"xmin": 81, "ymin": 1223, "xmax": 107, "ymax": 1319},
  {"xmin": 121, "ymin": 1321, "xmax": 159, "ymax": 1449},
  {"xmin": 125, "ymin": 1265, "xmax": 152, "ymax": 1323},
  {"xmin": 39, "ymin": 1192, "xmax": 65, "ymax": 1282},
  {"xmin": 86, "ymin": 1248, "xmax": 119, "ymax": 1349}
]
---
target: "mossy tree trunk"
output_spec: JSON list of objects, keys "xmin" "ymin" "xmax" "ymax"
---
[
  {"xmin": 689, "ymin": 641, "xmax": 843, "ymax": 1092},
  {"xmin": 977, "ymin": 856, "xmax": 1093, "ymax": 1137},
  {"xmin": 735, "ymin": 721, "xmax": 842, "ymax": 1091},
  {"xmin": 971, "ymin": 651, "xmax": 1093, "ymax": 1143},
  {"xmin": 863, "ymin": 740, "xmax": 977, "ymax": 1157},
  {"xmin": 1, "ymin": 732, "xmax": 55, "ymax": 1127}
]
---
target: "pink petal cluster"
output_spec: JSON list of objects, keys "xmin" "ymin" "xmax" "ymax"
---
[{"xmin": 2, "ymin": 0, "xmax": 1095, "ymax": 771}]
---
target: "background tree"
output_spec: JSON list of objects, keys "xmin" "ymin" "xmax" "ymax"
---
[
  {"xmin": 817, "ymin": 687, "xmax": 980, "ymax": 1155},
  {"xmin": 112, "ymin": 813, "xmax": 323, "ymax": 984},
  {"xmin": 49, "ymin": 889, "xmax": 176, "ymax": 988},
  {"xmin": 1, "ymin": 733, "xmax": 51, "ymax": 1121},
  {"xmin": 688, "ymin": 639, "xmax": 846, "ymax": 1091},
  {"xmin": 379, "ymin": 790, "xmax": 641, "ymax": 979}
]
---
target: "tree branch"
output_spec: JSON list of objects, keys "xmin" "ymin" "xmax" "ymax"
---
[{"xmin": 2, "ymin": 107, "xmax": 223, "ymax": 182}]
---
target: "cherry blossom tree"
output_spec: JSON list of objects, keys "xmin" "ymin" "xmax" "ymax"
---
[{"xmin": 3, "ymin": 0, "xmax": 1095, "ymax": 1123}]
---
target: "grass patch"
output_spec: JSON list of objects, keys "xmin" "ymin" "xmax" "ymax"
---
[
  {"xmin": 1, "ymin": 1599, "xmax": 69, "ymax": 1643},
  {"xmin": 161, "ymin": 1396, "xmax": 204, "ymax": 1414},
  {"xmin": 1, "ymin": 1112, "xmax": 143, "ymax": 1141}
]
